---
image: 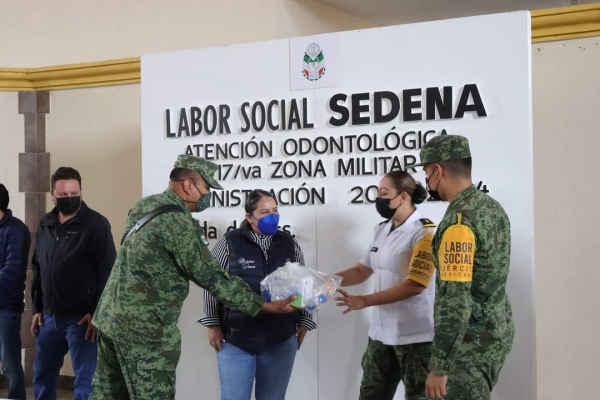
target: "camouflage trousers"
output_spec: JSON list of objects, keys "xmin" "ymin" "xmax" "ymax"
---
[
  {"xmin": 359, "ymin": 338, "xmax": 431, "ymax": 400},
  {"xmin": 442, "ymin": 358, "xmax": 506, "ymax": 400},
  {"xmin": 89, "ymin": 331, "xmax": 179, "ymax": 400}
]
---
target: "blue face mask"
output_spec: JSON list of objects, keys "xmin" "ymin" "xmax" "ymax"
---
[{"xmin": 253, "ymin": 213, "xmax": 280, "ymax": 235}]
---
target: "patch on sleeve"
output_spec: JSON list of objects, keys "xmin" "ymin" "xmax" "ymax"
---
[
  {"xmin": 407, "ymin": 235, "xmax": 435, "ymax": 287},
  {"xmin": 199, "ymin": 234, "xmax": 209, "ymax": 246},
  {"xmin": 438, "ymin": 213, "xmax": 475, "ymax": 282},
  {"xmin": 197, "ymin": 226, "xmax": 210, "ymax": 246}
]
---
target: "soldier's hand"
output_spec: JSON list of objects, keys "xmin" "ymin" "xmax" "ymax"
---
[
  {"xmin": 425, "ymin": 371, "xmax": 448, "ymax": 399},
  {"xmin": 30, "ymin": 313, "xmax": 44, "ymax": 339},
  {"xmin": 261, "ymin": 296, "xmax": 296, "ymax": 314},
  {"xmin": 78, "ymin": 313, "xmax": 98, "ymax": 343},
  {"xmin": 208, "ymin": 326, "xmax": 225, "ymax": 351}
]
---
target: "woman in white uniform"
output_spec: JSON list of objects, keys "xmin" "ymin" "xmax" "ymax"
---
[{"xmin": 335, "ymin": 170, "xmax": 436, "ymax": 400}]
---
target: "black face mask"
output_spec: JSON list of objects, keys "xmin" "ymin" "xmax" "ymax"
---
[
  {"xmin": 426, "ymin": 168, "xmax": 442, "ymax": 201},
  {"xmin": 375, "ymin": 195, "xmax": 400, "ymax": 220},
  {"xmin": 56, "ymin": 196, "xmax": 81, "ymax": 215}
]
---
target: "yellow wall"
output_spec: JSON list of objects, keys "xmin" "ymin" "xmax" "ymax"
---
[{"xmin": 532, "ymin": 35, "xmax": 600, "ymax": 400}]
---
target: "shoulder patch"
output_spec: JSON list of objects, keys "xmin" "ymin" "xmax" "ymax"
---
[
  {"xmin": 438, "ymin": 213, "xmax": 475, "ymax": 283},
  {"xmin": 199, "ymin": 233, "xmax": 209, "ymax": 246},
  {"xmin": 197, "ymin": 225, "xmax": 209, "ymax": 246},
  {"xmin": 419, "ymin": 218, "xmax": 436, "ymax": 228}
]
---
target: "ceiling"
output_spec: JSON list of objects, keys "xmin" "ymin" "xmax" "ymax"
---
[{"xmin": 317, "ymin": 0, "xmax": 595, "ymax": 26}]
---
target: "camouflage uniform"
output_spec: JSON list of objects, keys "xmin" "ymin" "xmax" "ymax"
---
[
  {"xmin": 360, "ymin": 339, "xmax": 431, "ymax": 400},
  {"xmin": 415, "ymin": 135, "xmax": 515, "ymax": 399},
  {"xmin": 90, "ymin": 155, "xmax": 265, "ymax": 400}
]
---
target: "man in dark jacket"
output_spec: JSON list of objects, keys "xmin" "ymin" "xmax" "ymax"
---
[
  {"xmin": 30, "ymin": 167, "xmax": 116, "ymax": 400},
  {"xmin": 0, "ymin": 184, "xmax": 30, "ymax": 400}
]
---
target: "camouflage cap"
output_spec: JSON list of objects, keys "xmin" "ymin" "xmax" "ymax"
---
[
  {"xmin": 173, "ymin": 154, "xmax": 223, "ymax": 190},
  {"xmin": 413, "ymin": 134, "xmax": 472, "ymax": 167}
]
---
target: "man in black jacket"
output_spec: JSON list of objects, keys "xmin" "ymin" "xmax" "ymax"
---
[
  {"xmin": 30, "ymin": 167, "xmax": 116, "ymax": 400},
  {"xmin": 0, "ymin": 184, "xmax": 30, "ymax": 400}
]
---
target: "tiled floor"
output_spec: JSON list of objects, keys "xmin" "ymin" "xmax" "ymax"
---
[{"xmin": 25, "ymin": 388, "xmax": 73, "ymax": 399}]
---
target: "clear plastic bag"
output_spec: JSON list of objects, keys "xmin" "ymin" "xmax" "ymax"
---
[{"xmin": 260, "ymin": 262, "xmax": 342, "ymax": 313}]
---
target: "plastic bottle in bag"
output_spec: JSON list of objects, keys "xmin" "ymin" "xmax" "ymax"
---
[{"xmin": 260, "ymin": 262, "xmax": 342, "ymax": 313}]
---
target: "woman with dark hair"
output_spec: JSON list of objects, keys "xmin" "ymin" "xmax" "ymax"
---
[
  {"xmin": 198, "ymin": 189, "xmax": 315, "ymax": 400},
  {"xmin": 334, "ymin": 171, "xmax": 437, "ymax": 400}
]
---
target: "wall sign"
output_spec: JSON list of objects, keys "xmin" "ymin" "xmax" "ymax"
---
[{"xmin": 142, "ymin": 11, "xmax": 533, "ymax": 400}]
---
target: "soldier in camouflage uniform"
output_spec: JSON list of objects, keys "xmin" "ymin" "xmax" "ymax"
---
[
  {"xmin": 413, "ymin": 135, "xmax": 515, "ymax": 400},
  {"xmin": 90, "ymin": 155, "xmax": 296, "ymax": 400}
]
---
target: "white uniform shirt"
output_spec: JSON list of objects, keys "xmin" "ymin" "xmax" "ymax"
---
[{"xmin": 360, "ymin": 209, "xmax": 436, "ymax": 346}]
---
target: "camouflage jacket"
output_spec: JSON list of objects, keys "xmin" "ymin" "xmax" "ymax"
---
[
  {"xmin": 93, "ymin": 189, "xmax": 264, "ymax": 346},
  {"xmin": 430, "ymin": 185, "xmax": 515, "ymax": 375}
]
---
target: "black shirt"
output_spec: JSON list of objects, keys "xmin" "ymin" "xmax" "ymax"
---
[{"xmin": 31, "ymin": 202, "xmax": 116, "ymax": 317}]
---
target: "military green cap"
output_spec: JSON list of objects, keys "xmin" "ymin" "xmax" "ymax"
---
[
  {"xmin": 413, "ymin": 134, "xmax": 471, "ymax": 167},
  {"xmin": 173, "ymin": 154, "xmax": 223, "ymax": 190}
]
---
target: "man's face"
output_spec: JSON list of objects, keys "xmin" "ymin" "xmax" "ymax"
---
[
  {"xmin": 195, "ymin": 176, "xmax": 211, "ymax": 198},
  {"xmin": 52, "ymin": 179, "xmax": 81, "ymax": 203},
  {"xmin": 423, "ymin": 163, "xmax": 445, "ymax": 201},
  {"xmin": 187, "ymin": 177, "xmax": 209, "ymax": 198},
  {"xmin": 180, "ymin": 175, "xmax": 211, "ymax": 212},
  {"xmin": 423, "ymin": 164, "xmax": 438, "ymax": 186}
]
